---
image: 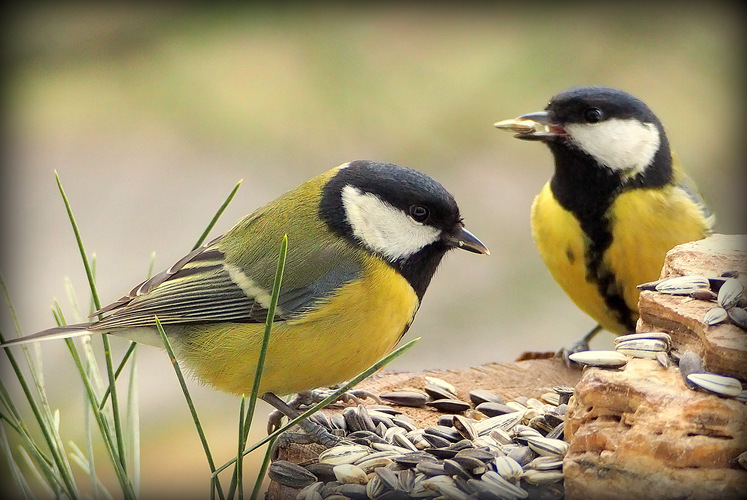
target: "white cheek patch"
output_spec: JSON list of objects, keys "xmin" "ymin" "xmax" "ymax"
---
[
  {"xmin": 341, "ymin": 185, "xmax": 442, "ymax": 261},
  {"xmin": 565, "ymin": 118, "xmax": 661, "ymax": 176}
]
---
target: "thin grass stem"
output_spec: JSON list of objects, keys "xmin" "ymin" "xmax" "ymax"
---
[
  {"xmin": 192, "ymin": 180, "xmax": 242, "ymax": 251},
  {"xmin": 155, "ymin": 318, "xmax": 225, "ymax": 500}
]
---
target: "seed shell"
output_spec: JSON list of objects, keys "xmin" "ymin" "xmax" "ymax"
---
[
  {"xmin": 728, "ymin": 307, "xmax": 747, "ymax": 329},
  {"xmin": 333, "ymin": 464, "xmax": 368, "ymax": 485},
  {"xmin": 615, "ymin": 339, "xmax": 668, "ymax": 359},
  {"xmin": 469, "ymin": 389, "xmax": 506, "ymax": 405},
  {"xmin": 703, "ymin": 307, "xmax": 729, "ymax": 326},
  {"xmin": 380, "ymin": 390, "xmax": 428, "ymax": 408},
  {"xmin": 717, "ymin": 278, "xmax": 744, "ymax": 309},
  {"xmin": 425, "ymin": 399, "xmax": 472, "ymax": 413},
  {"xmin": 654, "ymin": 275, "xmax": 710, "ymax": 294},
  {"xmin": 522, "ymin": 469, "xmax": 564, "ymax": 485},
  {"xmin": 614, "ymin": 332, "xmax": 671, "ymax": 347},
  {"xmin": 319, "ymin": 444, "xmax": 370, "ymax": 465},
  {"xmin": 687, "ymin": 373, "xmax": 743, "ymax": 397},
  {"xmin": 568, "ymin": 350, "xmax": 628, "ymax": 367},
  {"xmin": 268, "ymin": 460, "xmax": 318, "ymax": 488}
]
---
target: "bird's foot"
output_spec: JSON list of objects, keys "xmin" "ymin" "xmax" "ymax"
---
[{"xmin": 557, "ymin": 324, "xmax": 603, "ymax": 367}]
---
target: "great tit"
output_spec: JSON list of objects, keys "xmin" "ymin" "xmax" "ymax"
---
[
  {"xmin": 495, "ymin": 86, "xmax": 712, "ymax": 351},
  {"xmin": 3, "ymin": 160, "xmax": 488, "ymax": 398}
]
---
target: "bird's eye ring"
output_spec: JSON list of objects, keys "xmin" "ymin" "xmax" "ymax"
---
[
  {"xmin": 584, "ymin": 107, "xmax": 603, "ymax": 123},
  {"xmin": 409, "ymin": 205, "xmax": 429, "ymax": 222}
]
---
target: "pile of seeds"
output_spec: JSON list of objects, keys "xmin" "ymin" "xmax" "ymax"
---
[
  {"xmin": 269, "ymin": 379, "xmax": 571, "ymax": 499},
  {"xmin": 568, "ymin": 329, "xmax": 746, "ymax": 402},
  {"xmin": 637, "ymin": 271, "xmax": 747, "ymax": 330}
]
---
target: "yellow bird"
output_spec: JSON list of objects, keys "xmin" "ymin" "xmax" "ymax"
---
[
  {"xmin": 3, "ymin": 160, "xmax": 488, "ymax": 442},
  {"xmin": 495, "ymin": 86, "xmax": 712, "ymax": 352}
]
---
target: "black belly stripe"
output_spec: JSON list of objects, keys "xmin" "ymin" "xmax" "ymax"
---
[
  {"xmin": 580, "ymin": 215, "xmax": 636, "ymax": 332},
  {"xmin": 547, "ymin": 144, "xmax": 642, "ymax": 332}
]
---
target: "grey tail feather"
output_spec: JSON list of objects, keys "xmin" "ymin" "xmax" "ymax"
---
[{"xmin": 1, "ymin": 323, "xmax": 95, "ymax": 347}]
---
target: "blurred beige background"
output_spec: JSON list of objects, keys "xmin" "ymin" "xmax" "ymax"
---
[{"xmin": 2, "ymin": 3, "xmax": 744, "ymax": 497}]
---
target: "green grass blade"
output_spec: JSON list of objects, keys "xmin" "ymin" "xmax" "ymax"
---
[
  {"xmin": 55, "ymin": 171, "xmax": 129, "ymax": 477},
  {"xmin": 235, "ymin": 396, "xmax": 246, "ymax": 500},
  {"xmin": 243, "ymin": 236, "xmax": 286, "ymax": 439},
  {"xmin": 213, "ymin": 337, "xmax": 420, "ymax": 477},
  {"xmin": 98, "ymin": 343, "xmax": 137, "ymax": 410},
  {"xmin": 155, "ymin": 317, "xmax": 225, "ymax": 500},
  {"xmin": 63, "ymin": 338, "xmax": 136, "ymax": 499},
  {"xmin": 0, "ymin": 329, "xmax": 79, "ymax": 498},
  {"xmin": 125, "ymin": 347, "xmax": 140, "ymax": 496},
  {"xmin": 249, "ymin": 435, "xmax": 276, "ymax": 500},
  {"xmin": 192, "ymin": 179, "xmax": 243, "ymax": 251},
  {"xmin": 1, "ymin": 420, "xmax": 38, "ymax": 500},
  {"xmin": 226, "ymin": 235, "xmax": 286, "ymax": 499}
]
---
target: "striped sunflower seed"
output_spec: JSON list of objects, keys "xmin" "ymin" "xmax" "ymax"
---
[
  {"xmin": 717, "ymin": 278, "xmax": 744, "ymax": 309},
  {"xmin": 687, "ymin": 373, "xmax": 743, "ymax": 397}
]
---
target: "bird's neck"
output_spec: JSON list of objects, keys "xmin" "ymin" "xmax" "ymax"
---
[{"xmin": 547, "ymin": 141, "xmax": 674, "ymax": 221}]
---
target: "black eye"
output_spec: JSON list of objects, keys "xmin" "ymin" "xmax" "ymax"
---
[
  {"xmin": 409, "ymin": 205, "xmax": 429, "ymax": 222},
  {"xmin": 584, "ymin": 107, "xmax": 603, "ymax": 123}
]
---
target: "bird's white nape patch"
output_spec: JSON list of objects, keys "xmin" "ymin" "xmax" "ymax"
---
[
  {"xmin": 565, "ymin": 118, "xmax": 661, "ymax": 176},
  {"xmin": 341, "ymin": 185, "xmax": 441, "ymax": 261}
]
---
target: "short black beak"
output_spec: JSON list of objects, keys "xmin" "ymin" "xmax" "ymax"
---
[
  {"xmin": 494, "ymin": 111, "xmax": 564, "ymax": 141},
  {"xmin": 445, "ymin": 226, "xmax": 490, "ymax": 255}
]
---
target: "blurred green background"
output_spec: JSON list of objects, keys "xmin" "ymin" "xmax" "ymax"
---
[{"xmin": 2, "ymin": 2, "xmax": 744, "ymax": 497}]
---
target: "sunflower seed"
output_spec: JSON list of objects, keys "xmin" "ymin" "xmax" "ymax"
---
[
  {"xmin": 474, "ymin": 411, "xmax": 525, "ymax": 435},
  {"xmin": 717, "ymin": 278, "xmax": 744, "ymax": 309},
  {"xmin": 354, "ymin": 455, "xmax": 394, "ymax": 473},
  {"xmin": 728, "ymin": 307, "xmax": 747, "ymax": 329},
  {"xmin": 656, "ymin": 351, "xmax": 672, "ymax": 368},
  {"xmin": 494, "ymin": 117, "xmax": 541, "ymax": 134},
  {"xmin": 452, "ymin": 454, "xmax": 487, "ymax": 475},
  {"xmin": 476, "ymin": 401, "xmax": 511, "ymax": 417},
  {"xmin": 376, "ymin": 466, "xmax": 401, "ymax": 489},
  {"xmin": 528, "ymin": 455, "xmax": 564, "ymax": 470},
  {"xmin": 545, "ymin": 422, "xmax": 565, "ymax": 440},
  {"xmin": 469, "ymin": 389, "xmax": 506, "ymax": 406},
  {"xmin": 380, "ymin": 390, "xmax": 428, "ymax": 408},
  {"xmin": 424, "ymin": 384, "xmax": 459, "ymax": 401},
  {"xmin": 687, "ymin": 373, "xmax": 743, "ymax": 397},
  {"xmin": 268, "ymin": 460, "xmax": 318, "ymax": 488},
  {"xmin": 493, "ymin": 455, "xmax": 524, "ymax": 481},
  {"xmin": 393, "ymin": 432, "xmax": 419, "ymax": 452},
  {"xmin": 615, "ymin": 339, "xmax": 669, "ymax": 359},
  {"xmin": 339, "ymin": 483, "xmax": 368, "ymax": 499},
  {"xmin": 481, "ymin": 470, "xmax": 530, "ymax": 498},
  {"xmin": 424, "ymin": 376, "xmax": 458, "ymax": 395},
  {"xmin": 654, "ymin": 275, "xmax": 710, "ymax": 294},
  {"xmin": 296, "ymin": 482, "xmax": 323, "ymax": 500},
  {"xmin": 489, "ymin": 428, "xmax": 514, "ymax": 445},
  {"xmin": 425, "ymin": 399, "xmax": 472, "ymax": 413},
  {"xmin": 525, "ymin": 435, "xmax": 569, "ymax": 457},
  {"xmin": 614, "ymin": 332, "xmax": 672, "ymax": 347},
  {"xmin": 737, "ymin": 390, "xmax": 747, "ymax": 404},
  {"xmin": 319, "ymin": 444, "xmax": 370, "ymax": 465},
  {"xmin": 703, "ymin": 307, "xmax": 729, "ymax": 326},
  {"xmin": 539, "ymin": 392, "xmax": 561, "ymax": 406},
  {"xmin": 522, "ymin": 469, "xmax": 564, "ymax": 485},
  {"xmin": 452, "ymin": 415, "xmax": 477, "ymax": 441},
  {"xmin": 333, "ymin": 463, "xmax": 368, "ymax": 485},
  {"xmin": 568, "ymin": 350, "xmax": 628, "ymax": 367},
  {"xmin": 506, "ymin": 445, "xmax": 535, "ymax": 466},
  {"xmin": 443, "ymin": 459, "xmax": 473, "ymax": 480},
  {"xmin": 425, "ymin": 425, "xmax": 462, "ymax": 442}
]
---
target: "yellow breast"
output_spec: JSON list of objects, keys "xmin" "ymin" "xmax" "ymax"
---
[
  {"xmin": 179, "ymin": 258, "xmax": 419, "ymax": 396},
  {"xmin": 531, "ymin": 182, "xmax": 710, "ymax": 334}
]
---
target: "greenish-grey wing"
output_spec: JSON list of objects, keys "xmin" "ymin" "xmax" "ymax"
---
[{"xmin": 90, "ymin": 237, "xmax": 363, "ymax": 331}]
